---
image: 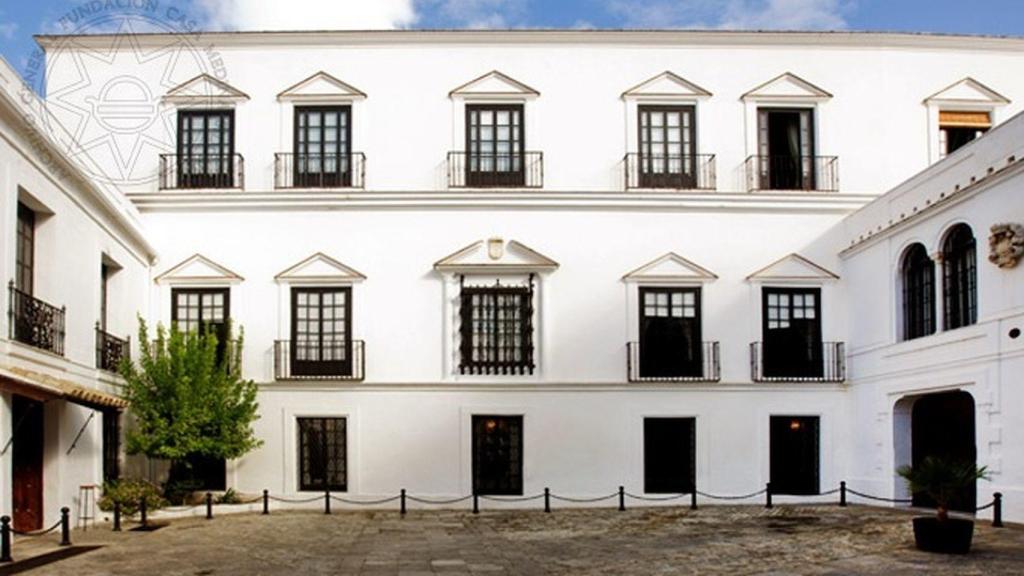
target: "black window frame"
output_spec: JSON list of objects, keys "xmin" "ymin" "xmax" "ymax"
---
[
  {"xmin": 171, "ymin": 287, "xmax": 231, "ymax": 362},
  {"xmin": 459, "ymin": 281, "xmax": 534, "ymax": 375},
  {"xmin": 465, "ymin": 103, "xmax": 525, "ymax": 187},
  {"xmin": 761, "ymin": 287, "xmax": 823, "ymax": 379},
  {"xmin": 290, "ymin": 286, "xmax": 353, "ymax": 377},
  {"xmin": 757, "ymin": 107, "xmax": 816, "ymax": 191},
  {"xmin": 293, "ymin": 105, "xmax": 353, "ymax": 188},
  {"xmin": 638, "ymin": 286, "xmax": 703, "ymax": 378},
  {"xmin": 942, "ymin": 224, "xmax": 977, "ymax": 330},
  {"xmin": 177, "ymin": 109, "xmax": 235, "ymax": 189},
  {"xmin": 638, "ymin": 105, "xmax": 697, "ymax": 189},
  {"xmin": 472, "ymin": 415, "xmax": 524, "ymax": 496},
  {"xmin": 16, "ymin": 203, "xmax": 35, "ymax": 295},
  {"xmin": 298, "ymin": 417, "xmax": 347, "ymax": 492},
  {"xmin": 901, "ymin": 244, "xmax": 936, "ymax": 341}
]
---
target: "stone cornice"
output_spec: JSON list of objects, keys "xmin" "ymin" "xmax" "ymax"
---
[{"xmin": 35, "ymin": 30, "xmax": 1024, "ymax": 53}]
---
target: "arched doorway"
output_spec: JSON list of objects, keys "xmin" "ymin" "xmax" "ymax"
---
[{"xmin": 910, "ymin": 391, "xmax": 976, "ymax": 512}]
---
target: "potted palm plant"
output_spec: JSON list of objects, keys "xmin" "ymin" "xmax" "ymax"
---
[{"xmin": 897, "ymin": 457, "xmax": 990, "ymax": 554}]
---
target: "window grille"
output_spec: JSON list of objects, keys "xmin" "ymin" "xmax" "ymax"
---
[
  {"xmin": 942, "ymin": 224, "xmax": 977, "ymax": 330},
  {"xmin": 298, "ymin": 417, "xmax": 347, "ymax": 492},
  {"xmin": 902, "ymin": 244, "xmax": 936, "ymax": 340},
  {"xmin": 459, "ymin": 277, "xmax": 534, "ymax": 375}
]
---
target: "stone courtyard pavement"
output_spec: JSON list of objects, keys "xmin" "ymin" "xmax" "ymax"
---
[{"xmin": 4, "ymin": 505, "xmax": 1022, "ymax": 575}]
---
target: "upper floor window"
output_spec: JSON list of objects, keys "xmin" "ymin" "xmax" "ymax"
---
[
  {"xmin": 15, "ymin": 202, "xmax": 34, "ymax": 295},
  {"xmin": 901, "ymin": 244, "xmax": 936, "ymax": 341},
  {"xmin": 290, "ymin": 287, "xmax": 352, "ymax": 378},
  {"xmin": 459, "ymin": 281, "xmax": 534, "ymax": 375},
  {"xmin": 756, "ymin": 108, "xmax": 815, "ymax": 191},
  {"xmin": 177, "ymin": 110, "xmax": 236, "ymax": 189},
  {"xmin": 466, "ymin": 104, "xmax": 524, "ymax": 187},
  {"xmin": 939, "ymin": 111, "xmax": 990, "ymax": 158},
  {"xmin": 638, "ymin": 287, "xmax": 702, "ymax": 379},
  {"xmin": 638, "ymin": 106, "xmax": 696, "ymax": 189},
  {"xmin": 761, "ymin": 287, "xmax": 822, "ymax": 379},
  {"xmin": 294, "ymin": 106, "xmax": 352, "ymax": 188},
  {"xmin": 942, "ymin": 224, "xmax": 977, "ymax": 330},
  {"xmin": 172, "ymin": 287, "xmax": 230, "ymax": 360}
]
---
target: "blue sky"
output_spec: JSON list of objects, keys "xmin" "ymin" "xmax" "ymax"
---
[{"xmin": 1, "ymin": 0, "xmax": 1022, "ymax": 73}]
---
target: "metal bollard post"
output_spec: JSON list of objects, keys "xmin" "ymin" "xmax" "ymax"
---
[
  {"xmin": 544, "ymin": 488, "xmax": 551, "ymax": 513},
  {"xmin": 472, "ymin": 493, "xmax": 479, "ymax": 515},
  {"xmin": 60, "ymin": 507, "xmax": 71, "ymax": 546},
  {"xmin": 765, "ymin": 483, "xmax": 773, "ymax": 509},
  {"xmin": 113, "ymin": 501, "xmax": 122, "ymax": 532},
  {"xmin": 140, "ymin": 496, "xmax": 148, "ymax": 528},
  {"xmin": 1, "ymin": 516, "xmax": 12, "ymax": 563},
  {"xmin": 263, "ymin": 490, "xmax": 269, "ymax": 515},
  {"xmin": 840, "ymin": 481, "xmax": 847, "ymax": 507},
  {"xmin": 993, "ymin": 493, "xmax": 1004, "ymax": 528},
  {"xmin": 690, "ymin": 488, "xmax": 697, "ymax": 511},
  {"xmin": 206, "ymin": 492, "xmax": 213, "ymax": 520},
  {"xmin": 618, "ymin": 486, "xmax": 625, "ymax": 512},
  {"xmin": 324, "ymin": 491, "xmax": 331, "ymax": 515},
  {"xmin": 400, "ymin": 489, "xmax": 407, "ymax": 516}
]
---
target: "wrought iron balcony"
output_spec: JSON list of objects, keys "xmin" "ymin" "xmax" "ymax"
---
[
  {"xmin": 274, "ymin": 153, "xmax": 366, "ymax": 189},
  {"xmin": 274, "ymin": 340, "xmax": 365, "ymax": 381},
  {"xmin": 745, "ymin": 155, "xmax": 838, "ymax": 192},
  {"xmin": 627, "ymin": 341, "xmax": 720, "ymax": 383},
  {"xmin": 750, "ymin": 341, "xmax": 846, "ymax": 383},
  {"xmin": 8, "ymin": 281, "xmax": 65, "ymax": 356},
  {"xmin": 96, "ymin": 325, "xmax": 130, "ymax": 372},
  {"xmin": 159, "ymin": 153, "xmax": 244, "ymax": 190},
  {"xmin": 623, "ymin": 153, "xmax": 716, "ymax": 191},
  {"xmin": 447, "ymin": 151, "xmax": 543, "ymax": 189}
]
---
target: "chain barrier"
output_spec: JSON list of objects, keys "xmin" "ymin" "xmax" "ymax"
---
[
  {"xmin": 480, "ymin": 493, "xmax": 546, "ymax": 503},
  {"xmin": 405, "ymin": 495, "xmax": 474, "ymax": 505},
  {"xmin": 975, "ymin": 500, "xmax": 995, "ymax": 512},
  {"xmin": 549, "ymin": 492, "xmax": 619, "ymax": 503},
  {"xmin": 10, "ymin": 520, "xmax": 62, "ymax": 538},
  {"xmin": 625, "ymin": 492, "xmax": 688, "ymax": 502},
  {"xmin": 696, "ymin": 488, "xmax": 768, "ymax": 501},
  {"xmin": 844, "ymin": 488, "xmax": 912, "ymax": 504},
  {"xmin": 330, "ymin": 495, "xmax": 403, "ymax": 506},
  {"xmin": 267, "ymin": 495, "xmax": 323, "ymax": 504}
]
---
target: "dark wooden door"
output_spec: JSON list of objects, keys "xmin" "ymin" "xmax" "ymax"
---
[
  {"xmin": 770, "ymin": 416, "xmax": 819, "ymax": 495},
  {"xmin": 763, "ymin": 288, "xmax": 822, "ymax": 379},
  {"xmin": 644, "ymin": 418, "xmax": 695, "ymax": 494},
  {"xmin": 472, "ymin": 415, "xmax": 523, "ymax": 495},
  {"xmin": 294, "ymin": 106, "xmax": 351, "ymax": 188},
  {"xmin": 757, "ymin": 108, "xmax": 814, "ymax": 190},
  {"xmin": 177, "ymin": 110, "xmax": 234, "ymax": 188},
  {"xmin": 12, "ymin": 396, "xmax": 44, "ymax": 531},
  {"xmin": 912, "ymin": 391, "xmax": 976, "ymax": 512},
  {"xmin": 639, "ymin": 288, "xmax": 702, "ymax": 378},
  {"xmin": 291, "ymin": 287, "xmax": 352, "ymax": 377},
  {"xmin": 466, "ymin": 105, "xmax": 524, "ymax": 187}
]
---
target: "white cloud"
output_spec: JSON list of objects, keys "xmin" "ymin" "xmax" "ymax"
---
[
  {"xmin": 606, "ymin": 0, "xmax": 849, "ymax": 30},
  {"xmin": 192, "ymin": 0, "xmax": 418, "ymax": 31},
  {"xmin": 0, "ymin": 22, "xmax": 16, "ymax": 41},
  {"xmin": 431, "ymin": 0, "xmax": 528, "ymax": 29}
]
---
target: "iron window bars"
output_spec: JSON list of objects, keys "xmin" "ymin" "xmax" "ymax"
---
[
  {"xmin": 750, "ymin": 341, "xmax": 846, "ymax": 383},
  {"xmin": 623, "ymin": 153, "xmax": 716, "ymax": 191},
  {"xmin": 902, "ymin": 244, "xmax": 936, "ymax": 340},
  {"xmin": 298, "ymin": 417, "xmax": 347, "ymax": 492},
  {"xmin": 943, "ymin": 224, "xmax": 977, "ymax": 330},
  {"xmin": 274, "ymin": 340, "xmax": 365, "ymax": 381},
  {"xmin": 627, "ymin": 341, "xmax": 720, "ymax": 383},
  {"xmin": 274, "ymin": 153, "xmax": 366, "ymax": 189},
  {"xmin": 459, "ymin": 277, "xmax": 535, "ymax": 375},
  {"xmin": 95, "ymin": 325, "xmax": 130, "ymax": 372},
  {"xmin": 745, "ymin": 155, "xmax": 839, "ymax": 192}
]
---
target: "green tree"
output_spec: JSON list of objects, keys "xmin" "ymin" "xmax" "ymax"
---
[{"xmin": 120, "ymin": 318, "xmax": 262, "ymax": 499}]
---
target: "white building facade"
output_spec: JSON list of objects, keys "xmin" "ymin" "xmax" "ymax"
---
[{"xmin": 2, "ymin": 30, "xmax": 1023, "ymax": 527}]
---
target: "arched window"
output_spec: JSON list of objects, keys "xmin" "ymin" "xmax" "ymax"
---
[
  {"xmin": 942, "ymin": 224, "xmax": 977, "ymax": 330},
  {"xmin": 901, "ymin": 244, "xmax": 935, "ymax": 340}
]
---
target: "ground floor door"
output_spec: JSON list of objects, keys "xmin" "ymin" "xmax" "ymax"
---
[
  {"xmin": 12, "ymin": 395, "xmax": 44, "ymax": 531},
  {"xmin": 770, "ymin": 415, "xmax": 820, "ymax": 495},
  {"xmin": 911, "ymin": 391, "xmax": 976, "ymax": 512},
  {"xmin": 644, "ymin": 417, "xmax": 695, "ymax": 494},
  {"xmin": 472, "ymin": 415, "xmax": 523, "ymax": 496}
]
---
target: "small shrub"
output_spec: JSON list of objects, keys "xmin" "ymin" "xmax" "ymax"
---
[
  {"xmin": 216, "ymin": 488, "xmax": 242, "ymax": 505},
  {"xmin": 99, "ymin": 479, "xmax": 167, "ymax": 516}
]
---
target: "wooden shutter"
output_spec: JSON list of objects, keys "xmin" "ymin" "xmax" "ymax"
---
[{"xmin": 939, "ymin": 111, "xmax": 991, "ymax": 128}]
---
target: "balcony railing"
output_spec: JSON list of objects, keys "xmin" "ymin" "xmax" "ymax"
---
[
  {"xmin": 623, "ymin": 153, "xmax": 716, "ymax": 191},
  {"xmin": 274, "ymin": 153, "xmax": 366, "ymax": 190},
  {"xmin": 447, "ymin": 151, "xmax": 543, "ymax": 189},
  {"xmin": 8, "ymin": 281, "xmax": 65, "ymax": 356},
  {"xmin": 274, "ymin": 340, "xmax": 365, "ymax": 381},
  {"xmin": 159, "ymin": 154, "xmax": 244, "ymax": 190},
  {"xmin": 745, "ymin": 155, "xmax": 838, "ymax": 192},
  {"xmin": 750, "ymin": 341, "xmax": 846, "ymax": 383},
  {"xmin": 627, "ymin": 341, "xmax": 720, "ymax": 383},
  {"xmin": 96, "ymin": 325, "xmax": 130, "ymax": 372}
]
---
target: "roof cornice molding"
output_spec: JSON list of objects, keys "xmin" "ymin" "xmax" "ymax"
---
[{"xmin": 34, "ymin": 30, "xmax": 1024, "ymax": 52}]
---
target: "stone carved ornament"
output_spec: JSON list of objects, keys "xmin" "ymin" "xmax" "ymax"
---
[{"xmin": 988, "ymin": 223, "xmax": 1024, "ymax": 269}]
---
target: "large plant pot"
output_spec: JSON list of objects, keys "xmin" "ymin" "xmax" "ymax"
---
[{"xmin": 912, "ymin": 517, "xmax": 975, "ymax": 554}]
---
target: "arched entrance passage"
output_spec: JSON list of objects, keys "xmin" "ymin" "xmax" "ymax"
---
[{"xmin": 899, "ymin": 390, "xmax": 976, "ymax": 512}]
